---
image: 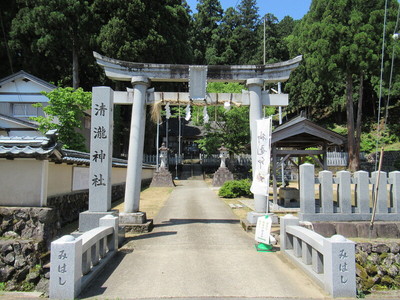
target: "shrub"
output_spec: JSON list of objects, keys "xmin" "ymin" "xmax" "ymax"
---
[{"xmin": 218, "ymin": 179, "xmax": 252, "ymax": 198}]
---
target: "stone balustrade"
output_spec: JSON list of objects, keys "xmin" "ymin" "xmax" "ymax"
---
[
  {"xmin": 280, "ymin": 215, "xmax": 356, "ymax": 297},
  {"xmin": 299, "ymin": 163, "xmax": 400, "ymax": 222},
  {"xmin": 49, "ymin": 215, "xmax": 118, "ymax": 299}
]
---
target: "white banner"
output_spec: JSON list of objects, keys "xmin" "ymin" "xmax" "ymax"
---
[{"xmin": 250, "ymin": 117, "xmax": 272, "ymax": 196}]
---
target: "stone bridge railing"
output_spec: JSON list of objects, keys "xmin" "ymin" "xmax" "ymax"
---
[
  {"xmin": 280, "ymin": 215, "xmax": 356, "ymax": 297},
  {"xmin": 298, "ymin": 163, "xmax": 400, "ymax": 222},
  {"xmin": 49, "ymin": 215, "xmax": 119, "ymax": 299}
]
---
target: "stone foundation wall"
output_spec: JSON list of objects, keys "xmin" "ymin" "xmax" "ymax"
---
[
  {"xmin": 0, "ymin": 207, "xmax": 58, "ymax": 247},
  {"xmin": 0, "ymin": 239, "xmax": 47, "ymax": 291},
  {"xmin": 312, "ymin": 222, "xmax": 400, "ymax": 239},
  {"xmin": 0, "ymin": 183, "xmax": 126, "ymax": 250},
  {"xmin": 356, "ymin": 242, "xmax": 400, "ymax": 293},
  {"xmin": 47, "ymin": 183, "xmax": 126, "ymax": 227}
]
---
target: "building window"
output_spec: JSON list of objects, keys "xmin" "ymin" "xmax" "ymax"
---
[{"xmin": 13, "ymin": 103, "xmax": 38, "ymax": 117}]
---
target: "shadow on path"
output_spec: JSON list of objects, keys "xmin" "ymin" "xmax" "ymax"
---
[
  {"xmin": 156, "ymin": 218, "xmax": 240, "ymax": 227},
  {"xmin": 126, "ymin": 231, "xmax": 178, "ymax": 241},
  {"xmin": 78, "ymin": 251, "xmax": 126, "ymax": 299}
]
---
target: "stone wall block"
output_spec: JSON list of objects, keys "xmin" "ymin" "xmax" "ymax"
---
[
  {"xmin": 13, "ymin": 220, "xmax": 25, "ymax": 232},
  {"xmin": 15, "ymin": 210, "xmax": 29, "ymax": 221},
  {"xmin": 356, "ymin": 243, "xmax": 372, "ymax": 254},
  {"xmin": 389, "ymin": 243, "xmax": 400, "ymax": 254},
  {"xmin": 14, "ymin": 254, "xmax": 26, "ymax": 269},
  {"xmin": 356, "ymin": 223, "xmax": 378, "ymax": 239},
  {"xmin": 21, "ymin": 244, "xmax": 31, "ymax": 257},
  {"xmin": 372, "ymin": 244, "xmax": 390, "ymax": 254},
  {"xmin": 376, "ymin": 223, "xmax": 400, "ymax": 238},
  {"xmin": 1, "ymin": 241, "xmax": 13, "ymax": 256},
  {"xmin": 4, "ymin": 252, "xmax": 15, "ymax": 264},
  {"xmin": 335, "ymin": 223, "xmax": 358, "ymax": 238},
  {"xmin": 15, "ymin": 265, "xmax": 29, "ymax": 281},
  {"xmin": 13, "ymin": 241, "xmax": 22, "ymax": 254},
  {"xmin": 0, "ymin": 207, "xmax": 12, "ymax": 217},
  {"xmin": 312, "ymin": 222, "xmax": 336, "ymax": 237},
  {"xmin": 0, "ymin": 265, "xmax": 15, "ymax": 282}
]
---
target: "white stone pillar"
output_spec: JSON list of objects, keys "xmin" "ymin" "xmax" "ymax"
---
[
  {"xmin": 247, "ymin": 78, "xmax": 268, "ymax": 213},
  {"xmin": 124, "ymin": 76, "xmax": 150, "ymax": 213},
  {"xmin": 89, "ymin": 87, "xmax": 114, "ymax": 212},
  {"xmin": 323, "ymin": 235, "xmax": 356, "ymax": 298},
  {"xmin": 79, "ymin": 86, "xmax": 114, "ymax": 232},
  {"xmin": 49, "ymin": 235, "xmax": 82, "ymax": 299}
]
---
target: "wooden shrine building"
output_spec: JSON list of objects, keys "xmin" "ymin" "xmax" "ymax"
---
[{"xmin": 271, "ymin": 115, "xmax": 347, "ymax": 204}]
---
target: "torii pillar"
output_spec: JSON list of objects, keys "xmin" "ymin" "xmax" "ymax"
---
[
  {"xmin": 247, "ymin": 78, "xmax": 272, "ymax": 224},
  {"xmin": 119, "ymin": 76, "xmax": 151, "ymax": 227}
]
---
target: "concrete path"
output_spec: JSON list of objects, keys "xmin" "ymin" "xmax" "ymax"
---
[{"xmin": 80, "ymin": 180, "xmax": 328, "ymax": 299}]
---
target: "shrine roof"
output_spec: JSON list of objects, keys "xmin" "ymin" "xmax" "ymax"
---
[{"xmin": 272, "ymin": 116, "xmax": 346, "ymax": 149}]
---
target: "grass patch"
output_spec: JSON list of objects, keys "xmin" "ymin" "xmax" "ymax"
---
[{"xmin": 112, "ymin": 186, "xmax": 173, "ymax": 219}]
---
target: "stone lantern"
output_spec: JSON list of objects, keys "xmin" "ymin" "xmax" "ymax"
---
[
  {"xmin": 212, "ymin": 145, "xmax": 234, "ymax": 187},
  {"xmin": 218, "ymin": 145, "xmax": 229, "ymax": 168},
  {"xmin": 150, "ymin": 142, "xmax": 175, "ymax": 187},
  {"xmin": 159, "ymin": 142, "xmax": 169, "ymax": 170}
]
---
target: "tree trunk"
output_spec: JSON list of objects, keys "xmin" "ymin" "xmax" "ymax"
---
[
  {"xmin": 72, "ymin": 43, "xmax": 80, "ymax": 89},
  {"xmin": 346, "ymin": 73, "xmax": 357, "ymax": 172},
  {"xmin": 354, "ymin": 73, "xmax": 364, "ymax": 170}
]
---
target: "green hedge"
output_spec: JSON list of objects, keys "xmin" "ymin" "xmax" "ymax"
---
[{"xmin": 218, "ymin": 179, "xmax": 252, "ymax": 198}]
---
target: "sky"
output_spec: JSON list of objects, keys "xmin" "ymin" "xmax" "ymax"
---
[{"xmin": 186, "ymin": 0, "xmax": 312, "ymax": 21}]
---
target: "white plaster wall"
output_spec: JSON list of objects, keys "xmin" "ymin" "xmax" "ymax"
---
[
  {"xmin": 0, "ymin": 159, "xmax": 155, "ymax": 206},
  {"xmin": 0, "ymin": 159, "xmax": 44, "ymax": 206},
  {"xmin": 47, "ymin": 163, "xmax": 73, "ymax": 196},
  {"xmin": 111, "ymin": 166, "xmax": 154, "ymax": 184},
  {"xmin": 112, "ymin": 167, "xmax": 126, "ymax": 184},
  {"xmin": 142, "ymin": 167, "xmax": 155, "ymax": 180}
]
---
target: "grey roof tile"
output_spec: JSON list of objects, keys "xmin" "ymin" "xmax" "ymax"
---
[{"xmin": 0, "ymin": 130, "xmax": 129, "ymax": 167}]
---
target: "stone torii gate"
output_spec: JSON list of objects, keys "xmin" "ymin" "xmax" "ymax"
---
[{"xmin": 80, "ymin": 52, "xmax": 301, "ymax": 230}]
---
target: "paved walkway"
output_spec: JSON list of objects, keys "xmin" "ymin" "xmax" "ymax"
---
[{"xmin": 80, "ymin": 180, "xmax": 328, "ymax": 299}]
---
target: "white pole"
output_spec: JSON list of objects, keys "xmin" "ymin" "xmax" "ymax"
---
[
  {"xmin": 124, "ymin": 76, "xmax": 149, "ymax": 213},
  {"xmin": 156, "ymin": 118, "xmax": 159, "ymax": 171},
  {"xmin": 263, "ymin": 15, "xmax": 266, "ymax": 65},
  {"xmin": 178, "ymin": 104, "xmax": 182, "ymax": 162},
  {"xmin": 248, "ymin": 78, "xmax": 268, "ymax": 213},
  {"xmin": 278, "ymin": 82, "xmax": 284, "ymax": 186}
]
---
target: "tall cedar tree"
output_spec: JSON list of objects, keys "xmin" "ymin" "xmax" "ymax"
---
[
  {"xmin": 192, "ymin": 0, "xmax": 223, "ymax": 64},
  {"xmin": 0, "ymin": 0, "xmax": 19, "ymax": 78},
  {"xmin": 286, "ymin": 0, "xmax": 399, "ymax": 171},
  {"xmin": 9, "ymin": 0, "xmax": 94, "ymax": 88},
  {"xmin": 235, "ymin": 0, "xmax": 260, "ymax": 64},
  {"xmin": 94, "ymin": 0, "xmax": 192, "ymax": 64}
]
